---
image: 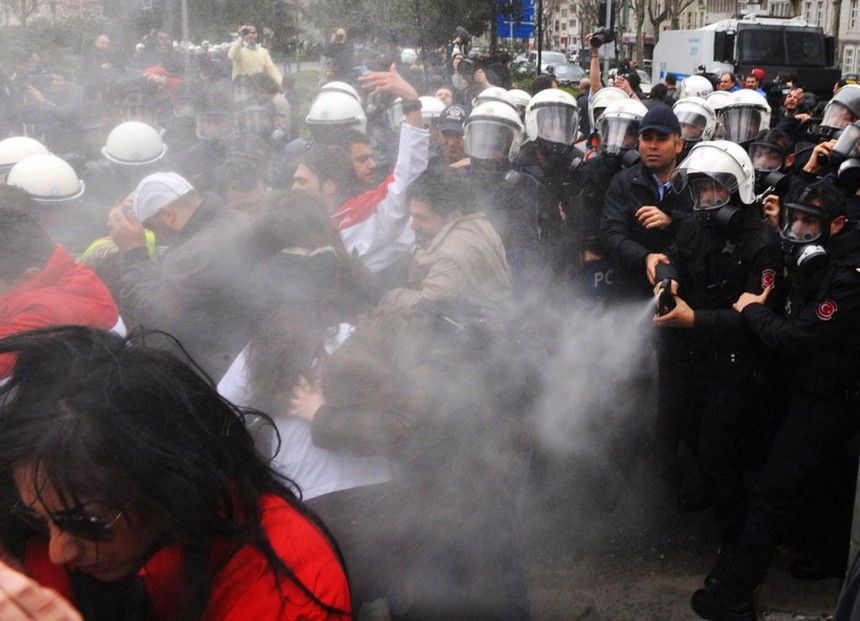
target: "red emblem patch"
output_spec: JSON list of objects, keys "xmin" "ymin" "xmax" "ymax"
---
[
  {"xmin": 761, "ymin": 269, "xmax": 776, "ymax": 290},
  {"xmin": 816, "ymin": 299, "xmax": 838, "ymax": 321}
]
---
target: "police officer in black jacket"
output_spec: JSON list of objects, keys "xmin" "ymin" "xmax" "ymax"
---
[
  {"xmin": 692, "ymin": 180, "xmax": 860, "ymax": 621},
  {"xmin": 653, "ymin": 141, "xmax": 784, "ymax": 570},
  {"xmin": 600, "ymin": 106, "xmax": 693, "ymax": 301},
  {"xmin": 568, "ymin": 97, "xmax": 647, "ymax": 297}
]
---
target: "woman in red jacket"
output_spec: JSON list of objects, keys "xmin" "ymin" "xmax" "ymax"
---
[{"xmin": 0, "ymin": 326, "xmax": 351, "ymax": 620}]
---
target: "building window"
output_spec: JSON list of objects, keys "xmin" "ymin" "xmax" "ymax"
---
[
  {"xmin": 562, "ymin": 8, "xmax": 568, "ymax": 16},
  {"xmin": 555, "ymin": 20, "xmax": 560, "ymax": 31},
  {"xmin": 816, "ymin": 0, "xmax": 824, "ymax": 21},
  {"xmin": 845, "ymin": 46, "xmax": 855, "ymax": 73},
  {"xmin": 851, "ymin": 0, "xmax": 858, "ymax": 30},
  {"xmin": 561, "ymin": 21, "xmax": 567, "ymax": 30}
]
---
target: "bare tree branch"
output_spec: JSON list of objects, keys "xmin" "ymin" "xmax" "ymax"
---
[{"xmin": 0, "ymin": 0, "xmax": 44, "ymax": 25}]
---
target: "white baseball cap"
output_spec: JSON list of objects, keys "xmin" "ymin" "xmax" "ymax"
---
[{"xmin": 132, "ymin": 172, "xmax": 194, "ymax": 222}]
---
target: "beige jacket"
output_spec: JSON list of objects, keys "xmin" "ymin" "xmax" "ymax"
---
[{"xmin": 376, "ymin": 212, "xmax": 511, "ymax": 315}]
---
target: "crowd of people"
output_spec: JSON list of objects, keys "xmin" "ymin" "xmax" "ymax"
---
[{"xmin": 2, "ymin": 18, "xmax": 860, "ymax": 621}]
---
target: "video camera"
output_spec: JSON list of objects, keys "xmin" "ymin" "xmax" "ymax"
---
[
  {"xmin": 591, "ymin": 27, "xmax": 615, "ymax": 49},
  {"xmin": 457, "ymin": 54, "xmax": 485, "ymax": 79}
]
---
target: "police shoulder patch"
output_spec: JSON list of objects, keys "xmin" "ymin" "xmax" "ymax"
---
[
  {"xmin": 761, "ymin": 269, "xmax": 776, "ymax": 290},
  {"xmin": 816, "ymin": 298, "xmax": 838, "ymax": 321}
]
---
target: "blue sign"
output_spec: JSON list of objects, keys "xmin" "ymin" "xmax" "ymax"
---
[{"xmin": 497, "ymin": 0, "xmax": 536, "ymax": 39}]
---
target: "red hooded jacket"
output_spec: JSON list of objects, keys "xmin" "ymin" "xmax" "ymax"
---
[
  {"xmin": 0, "ymin": 245, "xmax": 120, "ymax": 377},
  {"xmin": 23, "ymin": 494, "xmax": 350, "ymax": 620}
]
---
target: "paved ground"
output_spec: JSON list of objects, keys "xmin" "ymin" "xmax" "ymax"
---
[{"xmin": 522, "ymin": 453, "xmax": 842, "ymax": 620}]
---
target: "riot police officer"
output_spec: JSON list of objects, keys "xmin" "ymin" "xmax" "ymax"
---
[
  {"xmin": 692, "ymin": 179, "xmax": 860, "ymax": 620},
  {"xmin": 653, "ymin": 141, "xmax": 783, "ymax": 548}
]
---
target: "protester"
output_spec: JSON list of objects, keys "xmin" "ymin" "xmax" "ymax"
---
[{"xmin": 0, "ymin": 325, "xmax": 351, "ymax": 619}]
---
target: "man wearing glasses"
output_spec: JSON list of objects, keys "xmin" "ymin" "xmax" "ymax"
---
[{"xmin": 228, "ymin": 23, "xmax": 283, "ymax": 87}]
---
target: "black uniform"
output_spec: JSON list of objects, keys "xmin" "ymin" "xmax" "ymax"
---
[
  {"xmin": 655, "ymin": 206, "xmax": 784, "ymax": 542},
  {"xmin": 567, "ymin": 152, "xmax": 625, "ymax": 297},
  {"xmin": 730, "ymin": 227, "xmax": 860, "ymax": 587},
  {"xmin": 506, "ymin": 141, "xmax": 583, "ymax": 295},
  {"xmin": 600, "ymin": 160, "xmax": 693, "ymax": 300}
]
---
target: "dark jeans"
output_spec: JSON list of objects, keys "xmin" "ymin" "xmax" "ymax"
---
[
  {"xmin": 657, "ymin": 347, "xmax": 764, "ymax": 541},
  {"xmin": 734, "ymin": 393, "xmax": 860, "ymax": 585}
]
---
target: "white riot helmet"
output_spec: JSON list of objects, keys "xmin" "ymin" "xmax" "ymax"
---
[
  {"xmin": 672, "ymin": 97, "xmax": 717, "ymax": 144},
  {"xmin": 318, "ymin": 81, "xmax": 362, "ymax": 102},
  {"xmin": 705, "ymin": 91, "xmax": 732, "ymax": 139},
  {"xmin": 672, "ymin": 140, "xmax": 755, "ymax": 228},
  {"xmin": 102, "ymin": 121, "xmax": 168, "ymax": 166},
  {"xmin": 524, "ymin": 88, "xmax": 579, "ymax": 146},
  {"xmin": 464, "ymin": 101, "xmax": 524, "ymax": 161},
  {"xmin": 7, "ymin": 154, "xmax": 85, "ymax": 202},
  {"xmin": 508, "ymin": 89, "xmax": 532, "ymax": 119},
  {"xmin": 721, "ymin": 89, "xmax": 771, "ymax": 144},
  {"xmin": 821, "ymin": 84, "xmax": 860, "ymax": 138},
  {"xmin": 419, "ymin": 95, "xmax": 446, "ymax": 126},
  {"xmin": 306, "ymin": 91, "xmax": 367, "ymax": 135},
  {"xmin": 0, "ymin": 136, "xmax": 49, "ymax": 179},
  {"xmin": 400, "ymin": 48, "xmax": 418, "ymax": 65},
  {"xmin": 677, "ymin": 75, "xmax": 714, "ymax": 100},
  {"xmin": 705, "ymin": 90, "xmax": 731, "ymax": 113},
  {"xmin": 598, "ymin": 98, "xmax": 648, "ymax": 155},
  {"xmin": 473, "ymin": 86, "xmax": 516, "ymax": 111},
  {"xmin": 588, "ymin": 87, "xmax": 628, "ymax": 134}
]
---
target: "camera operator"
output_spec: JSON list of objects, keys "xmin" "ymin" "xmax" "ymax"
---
[
  {"xmin": 586, "ymin": 30, "xmax": 616, "ymax": 98},
  {"xmin": 228, "ymin": 24, "xmax": 283, "ymax": 88},
  {"xmin": 453, "ymin": 52, "xmax": 494, "ymax": 108},
  {"xmin": 447, "ymin": 26, "xmax": 471, "ymax": 74},
  {"xmin": 323, "ymin": 27, "xmax": 355, "ymax": 84}
]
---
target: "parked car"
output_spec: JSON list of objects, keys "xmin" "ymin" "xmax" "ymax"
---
[
  {"xmin": 528, "ymin": 50, "xmax": 569, "ymax": 74},
  {"xmin": 548, "ymin": 62, "xmax": 586, "ymax": 87}
]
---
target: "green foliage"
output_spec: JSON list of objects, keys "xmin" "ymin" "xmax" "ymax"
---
[
  {"xmin": 305, "ymin": 0, "xmax": 497, "ymax": 50},
  {"xmin": 0, "ymin": 13, "xmax": 108, "ymax": 73}
]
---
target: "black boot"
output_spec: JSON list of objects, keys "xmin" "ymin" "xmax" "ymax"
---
[
  {"xmin": 690, "ymin": 583, "xmax": 756, "ymax": 621},
  {"xmin": 704, "ymin": 545, "xmax": 736, "ymax": 590},
  {"xmin": 789, "ymin": 554, "xmax": 846, "ymax": 580}
]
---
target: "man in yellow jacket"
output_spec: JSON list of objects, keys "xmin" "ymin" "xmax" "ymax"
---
[{"xmin": 227, "ymin": 24, "xmax": 283, "ymax": 87}]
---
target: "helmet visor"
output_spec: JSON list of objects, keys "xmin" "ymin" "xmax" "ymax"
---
[
  {"xmin": 748, "ymin": 142, "xmax": 784, "ymax": 172},
  {"xmin": 672, "ymin": 171, "xmax": 737, "ymax": 210},
  {"xmin": 196, "ymin": 111, "xmax": 236, "ymax": 140},
  {"xmin": 832, "ymin": 121, "xmax": 860, "ymax": 158},
  {"xmin": 533, "ymin": 105, "xmax": 578, "ymax": 145},
  {"xmin": 173, "ymin": 96, "xmax": 196, "ymax": 118},
  {"xmin": 675, "ymin": 110, "xmax": 707, "ymax": 142},
  {"xmin": 722, "ymin": 107, "xmax": 764, "ymax": 143},
  {"xmin": 239, "ymin": 109, "xmax": 273, "ymax": 135},
  {"xmin": 599, "ymin": 117, "xmax": 640, "ymax": 154},
  {"xmin": 822, "ymin": 101, "xmax": 857, "ymax": 131},
  {"xmin": 465, "ymin": 119, "xmax": 516, "ymax": 160}
]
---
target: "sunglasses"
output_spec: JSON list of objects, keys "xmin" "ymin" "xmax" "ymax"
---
[
  {"xmin": 11, "ymin": 500, "xmax": 127, "ymax": 542},
  {"xmin": 245, "ymin": 30, "xmax": 257, "ymax": 34}
]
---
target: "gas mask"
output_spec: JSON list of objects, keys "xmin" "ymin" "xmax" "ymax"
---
[
  {"xmin": 827, "ymin": 120, "xmax": 860, "ymax": 195},
  {"xmin": 536, "ymin": 137, "xmax": 574, "ymax": 174},
  {"xmin": 748, "ymin": 142, "xmax": 789, "ymax": 197},
  {"xmin": 682, "ymin": 173, "xmax": 743, "ymax": 232},
  {"xmin": 780, "ymin": 202, "xmax": 830, "ymax": 273}
]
